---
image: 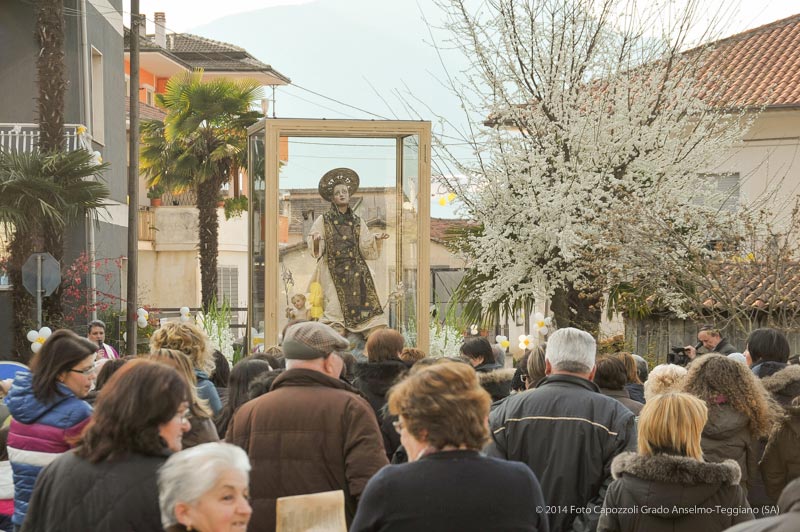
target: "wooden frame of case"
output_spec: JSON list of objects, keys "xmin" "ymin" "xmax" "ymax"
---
[{"xmin": 247, "ymin": 118, "xmax": 432, "ymax": 352}]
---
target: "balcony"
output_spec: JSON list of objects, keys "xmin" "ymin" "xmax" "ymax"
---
[{"xmin": 0, "ymin": 123, "xmax": 85, "ymax": 153}]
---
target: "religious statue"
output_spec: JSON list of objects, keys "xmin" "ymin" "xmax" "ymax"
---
[{"xmin": 308, "ymin": 168, "xmax": 388, "ymax": 339}]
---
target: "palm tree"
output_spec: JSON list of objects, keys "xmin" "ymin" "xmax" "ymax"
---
[
  {"xmin": 140, "ymin": 70, "xmax": 263, "ymax": 309},
  {"xmin": 35, "ymin": 0, "xmax": 66, "ymax": 153},
  {"xmin": 35, "ymin": 0, "xmax": 69, "ymax": 323},
  {"xmin": 0, "ymin": 149, "xmax": 109, "ymax": 359}
]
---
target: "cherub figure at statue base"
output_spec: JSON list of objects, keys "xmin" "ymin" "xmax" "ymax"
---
[{"xmin": 286, "ymin": 293, "xmax": 310, "ymax": 321}]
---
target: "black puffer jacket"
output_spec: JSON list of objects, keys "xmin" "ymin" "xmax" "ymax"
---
[
  {"xmin": 725, "ymin": 476, "xmax": 800, "ymax": 532},
  {"xmin": 353, "ymin": 360, "xmax": 408, "ymax": 459},
  {"xmin": 20, "ymin": 450, "xmax": 165, "ymax": 532},
  {"xmin": 598, "ymin": 452, "xmax": 752, "ymax": 532},
  {"xmin": 488, "ymin": 374, "xmax": 636, "ymax": 532},
  {"xmin": 752, "ymin": 361, "xmax": 788, "ymax": 379}
]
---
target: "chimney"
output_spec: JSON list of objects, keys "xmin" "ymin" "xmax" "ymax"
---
[{"xmin": 154, "ymin": 12, "xmax": 166, "ymax": 48}]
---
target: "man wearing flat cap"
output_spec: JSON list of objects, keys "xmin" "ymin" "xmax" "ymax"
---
[
  {"xmin": 308, "ymin": 167, "xmax": 389, "ymax": 339},
  {"xmin": 226, "ymin": 321, "xmax": 388, "ymax": 532}
]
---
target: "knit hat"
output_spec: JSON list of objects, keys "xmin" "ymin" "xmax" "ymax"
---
[{"xmin": 283, "ymin": 321, "xmax": 349, "ymax": 360}]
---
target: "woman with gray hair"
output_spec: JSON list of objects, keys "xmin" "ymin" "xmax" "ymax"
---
[{"xmin": 159, "ymin": 442, "xmax": 252, "ymax": 532}]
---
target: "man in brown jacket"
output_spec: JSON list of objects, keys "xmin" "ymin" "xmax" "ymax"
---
[{"xmin": 226, "ymin": 321, "xmax": 388, "ymax": 532}]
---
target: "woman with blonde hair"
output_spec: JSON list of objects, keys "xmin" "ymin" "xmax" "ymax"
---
[
  {"xmin": 150, "ymin": 322, "xmax": 222, "ymax": 416},
  {"xmin": 351, "ymin": 361, "xmax": 548, "ymax": 532},
  {"xmin": 149, "ymin": 349, "xmax": 220, "ymax": 447},
  {"xmin": 682, "ymin": 354, "xmax": 779, "ymax": 490},
  {"xmin": 599, "ymin": 392, "xmax": 753, "ymax": 531},
  {"xmin": 643, "ymin": 364, "xmax": 688, "ymax": 402}
]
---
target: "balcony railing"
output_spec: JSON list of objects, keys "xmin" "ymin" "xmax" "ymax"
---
[{"xmin": 0, "ymin": 123, "xmax": 84, "ymax": 153}]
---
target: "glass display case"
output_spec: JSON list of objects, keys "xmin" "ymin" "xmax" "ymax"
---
[{"xmin": 247, "ymin": 119, "xmax": 431, "ymax": 355}]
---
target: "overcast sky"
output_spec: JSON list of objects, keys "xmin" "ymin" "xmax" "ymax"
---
[
  {"xmin": 122, "ymin": 0, "xmax": 799, "ymax": 34},
  {"xmin": 118, "ymin": 0, "xmax": 800, "ymax": 217}
]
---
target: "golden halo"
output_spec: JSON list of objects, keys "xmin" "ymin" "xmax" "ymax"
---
[{"xmin": 318, "ymin": 168, "xmax": 360, "ymax": 202}]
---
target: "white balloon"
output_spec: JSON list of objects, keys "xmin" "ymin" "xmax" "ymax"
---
[
  {"xmin": 39, "ymin": 327, "xmax": 52, "ymax": 338},
  {"xmin": 137, "ymin": 317, "xmax": 147, "ymax": 328},
  {"xmin": 180, "ymin": 315, "xmax": 190, "ymax": 323},
  {"xmin": 518, "ymin": 334, "xmax": 527, "ymax": 342},
  {"xmin": 533, "ymin": 312, "xmax": 544, "ymax": 322},
  {"xmin": 518, "ymin": 342, "xmax": 527, "ymax": 350},
  {"xmin": 136, "ymin": 308, "xmax": 146, "ymax": 317},
  {"xmin": 26, "ymin": 330, "xmax": 38, "ymax": 343},
  {"xmin": 539, "ymin": 327, "xmax": 549, "ymax": 336},
  {"xmin": 31, "ymin": 342, "xmax": 42, "ymax": 353},
  {"xmin": 179, "ymin": 306, "xmax": 190, "ymax": 315},
  {"xmin": 122, "ymin": 332, "xmax": 127, "ymax": 342}
]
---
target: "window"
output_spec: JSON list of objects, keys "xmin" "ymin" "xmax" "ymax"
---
[
  {"xmin": 91, "ymin": 47, "xmax": 104, "ymax": 144},
  {"xmin": 217, "ymin": 266, "xmax": 239, "ymax": 307},
  {"xmin": 716, "ymin": 173, "xmax": 740, "ymax": 212}
]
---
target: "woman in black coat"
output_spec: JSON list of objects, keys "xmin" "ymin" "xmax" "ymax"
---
[
  {"xmin": 22, "ymin": 361, "xmax": 191, "ymax": 532},
  {"xmin": 351, "ymin": 361, "xmax": 548, "ymax": 532},
  {"xmin": 599, "ymin": 392, "xmax": 753, "ymax": 532},
  {"xmin": 354, "ymin": 328, "xmax": 408, "ymax": 459}
]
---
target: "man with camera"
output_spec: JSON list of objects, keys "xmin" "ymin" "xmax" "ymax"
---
[{"xmin": 684, "ymin": 324, "xmax": 738, "ymax": 360}]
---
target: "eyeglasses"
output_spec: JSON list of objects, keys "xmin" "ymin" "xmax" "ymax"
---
[
  {"xmin": 175, "ymin": 409, "xmax": 192, "ymax": 424},
  {"xmin": 392, "ymin": 420, "xmax": 405, "ymax": 434},
  {"xmin": 69, "ymin": 364, "xmax": 98, "ymax": 377}
]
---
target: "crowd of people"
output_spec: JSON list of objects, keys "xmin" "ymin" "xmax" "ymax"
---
[{"xmin": 1, "ymin": 318, "xmax": 800, "ymax": 531}]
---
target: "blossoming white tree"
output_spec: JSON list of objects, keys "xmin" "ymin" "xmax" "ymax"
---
[{"xmin": 431, "ymin": 0, "xmax": 753, "ymax": 332}]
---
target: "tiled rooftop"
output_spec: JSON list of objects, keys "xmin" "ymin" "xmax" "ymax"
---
[
  {"xmin": 166, "ymin": 33, "xmax": 246, "ymax": 54},
  {"xmin": 430, "ymin": 218, "xmax": 474, "ymax": 243},
  {"xmin": 697, "ymin": 261, "xmax": 800, "ymax": 311},
  {"xmin": 124, "ymin": 29, "xmax": 290, "ymax": 84},
  {"xmin": 698, "ymin": 14, "xmax": 800, "ymax": 107}
]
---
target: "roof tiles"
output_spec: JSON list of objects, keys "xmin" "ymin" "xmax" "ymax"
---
[{"xmin": 699, "ymin": 14, "xmax": 800, "ymax": 107}]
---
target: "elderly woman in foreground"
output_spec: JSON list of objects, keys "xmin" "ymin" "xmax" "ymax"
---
[
  {"xmin": 159, "ymin": 442, "xmax": 252, "ymax": 532},
  {"xmin": 350, "ymin": 361, "xmax": 548, "ymax": 532}
]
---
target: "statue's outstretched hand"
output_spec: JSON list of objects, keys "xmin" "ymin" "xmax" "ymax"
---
[{"xmin": 375, "ymin": 233, "xmax": 389, "ymax": 240}]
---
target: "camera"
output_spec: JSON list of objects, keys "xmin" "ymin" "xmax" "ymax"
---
[{"xmin": 667, "ymin": 346, "xmax": 690, "ymax": 366}]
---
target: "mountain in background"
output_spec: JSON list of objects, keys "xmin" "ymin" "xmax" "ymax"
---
[
  {"xmin": 192, "ymin": 0, "xmax": 469, "ymax": 218},
  {"xmin": 192, "ymin": 0, "xmax": 466, "ymax": 122}
]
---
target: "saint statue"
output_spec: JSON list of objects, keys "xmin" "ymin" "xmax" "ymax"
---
[{"xmin": 308, "ymin": 168, "xmax": 388, "ymax": 338}]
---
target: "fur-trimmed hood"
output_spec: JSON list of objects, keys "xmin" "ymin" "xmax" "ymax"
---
[
  {"xmin": 612, "ymin": 452, "xmax": 741, "ymax": 484},
  {"xmin": 761, "ymin": 365, "xmax": 800, "ymax": 407},
  {"xmin": 477, "ymin": 367, "xmax": 516, "ymax": 385},
  {"xmin": 477, "ymin": 367, "xmax": 516, "ymax": 402},
  {"xmin": 610, "ymin": 452, "xmax": 742, "ymax": 513}
]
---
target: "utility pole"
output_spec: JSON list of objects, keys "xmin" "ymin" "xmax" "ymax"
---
[{"xmin": 126, "ymin": 0, "xmax": 141, "ymax": 355}]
